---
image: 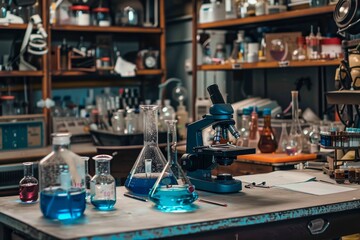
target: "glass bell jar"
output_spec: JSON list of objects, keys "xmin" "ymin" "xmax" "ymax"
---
[
  {"xmin": 39, "ymin": 133, "xmax": 86, "ymax": 220},
  {"xmin": 149, "ymin": 120, "xmax": 198, "ymax": 213},
  {"xmin": 124, "ymin": 105, "xmax": 167, "ymax": 196}
]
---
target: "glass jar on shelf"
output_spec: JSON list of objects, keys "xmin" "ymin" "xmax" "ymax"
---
[
  {"xmin": 92, "ymin": 7, "xmax": 111, "ymax": 26},
  {"xmin": 292, "ymin": 36, "xmax": 307, "ymax": 61},
  {"xmin": 71, "ymin": 5, "xmax": 90, "ymax": 26}
]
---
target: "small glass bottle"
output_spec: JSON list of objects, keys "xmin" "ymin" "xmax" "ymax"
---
[
  {"xmin": 149, "ymin": 120, "xmax": 198, "ymax": 212},
  {"xmin": 277, "ymin": 122, "xmax": 289, "ymax": 153},
  {"xmin": 60, "ymin": 38, "xmax": 68, "ymax": 70},
  {"xmin": 112, "ymin": 109, "xmax": 125, "ymax": 133},
  {"xmin": 19, "ymin": 162, "xmax": 39, "ymax": 203},
  {"xmin": 309, "ymin": 124, "xmax": 320, "ymax": 153},
  {"xmin": 286, "ymin": 91, "xmax": 303, "ymax": 155},
  {"xmin": 258, "ymin": 108, "xmax": 278, "ymax": 153},
  {"xmin": 248, "ymin": 106, "xmax": 260, "ymax": 151},
  {"xmin": 125, "ymin": 108, "xmax": 137, "ymax": 134},
  {"xmin": 90, "ymin": 154, "xmax": 116, "ymax": 211},
  {"xmin": 292, "ymin": 36, "xmax": 307, "ymax": 61},
  {"xmin": 237, "ymin": 107, "xmax": 251, "ymax": 147}
]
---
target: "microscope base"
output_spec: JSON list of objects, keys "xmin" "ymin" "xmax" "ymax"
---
[{"xmin": 188, "ymin": 176, "xmax": 242, "ymax": 193}]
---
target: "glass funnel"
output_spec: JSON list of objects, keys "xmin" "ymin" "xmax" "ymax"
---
[
  {"xmin": 149, "ymin": 120, "xmax": 198, "ymax": 213},
  {"xmin": 124, "ymin": 105, "xmax": 167, "ymax": 196},
  {"xmin": 286, "ymin": 91, "xmax": 303, "ymax": 155}
]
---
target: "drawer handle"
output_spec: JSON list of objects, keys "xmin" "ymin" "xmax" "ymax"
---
[{"xmin": 307, "ymin": 218, "xmax": 330, "ymax": 235}]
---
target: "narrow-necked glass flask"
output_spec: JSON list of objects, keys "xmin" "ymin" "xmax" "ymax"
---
[
  {"xmin": 149, "ymin": 120, "xmax": 198, "ymax": 212},
  {"xmin": 258, "ymin": 108, "xmax": 278, "ymax": 153},
  {"xmin": 124, "ymin": 105, "xmax": 167, "ymax": 196},
  {"xmin": 82, "ymin": 156, "xmax": 92, "ymax": 203},
  {"xmin": 286, "ymin": 91, "xmax": 303, "ymax": 155},
  {"xmin": 19, "ymin": 162, "xmax": 38, "ymax": 203},
  {"xmin": 90, "ymin": 154, "xmax": 116, "ymax": 211},
  {"xmin": 39, "ymin": 133, "xmax": 86, "ymax": 220},
  {"xmin": 276, "ymin": 123, "xmax": 289, "ymax": 153}
]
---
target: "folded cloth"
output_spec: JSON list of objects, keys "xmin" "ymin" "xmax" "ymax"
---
[{"xmin": 114, "ymin": 56, "xmax": 136, "ymax": 77}]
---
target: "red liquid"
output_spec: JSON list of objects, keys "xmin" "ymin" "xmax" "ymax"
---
[
  {"xmin": 19, "ymin": 183, "xmax": 39, "ymax": 203},
  {"xmin": 270, "ymin": 50, "xmax": 286, "ymax": 61}
]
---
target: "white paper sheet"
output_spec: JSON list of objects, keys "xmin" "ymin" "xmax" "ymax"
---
[
  {"xmin": 276, "ymin": 181, "xmax": 355, "ymax": 195},
  {"xmin": 234, "ymin": 171, "xmax": 316, "ymax": 187}
]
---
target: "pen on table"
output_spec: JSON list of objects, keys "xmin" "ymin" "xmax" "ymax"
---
[
  {"xmin": 123, "ymin": 193, "xmax": 148, "ymax": 202},
  {"xmin": 317, "ymin": 179, "xmax": 336, "ymax": 185},
  {"xmin": 198, "ymin": 198, "xmax": 227, "ymax": 207}
]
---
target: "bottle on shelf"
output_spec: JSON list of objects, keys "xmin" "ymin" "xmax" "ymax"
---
[
  {"xmin": 90, "ymin": 154, "xmax": 116, "ymax": 211},
  {"xmin": 39, "ymin": 133, "xmax": 86, "ymax": 220},
  {"xmin": 60, "ymin": 38, "xmax": 69, "ymax": 70},
  {"xmin": 309, "ymin": 124, "xmax": 320, "ymax": 153},
  {"xmin": 176, "ymin": 100, "xmax": 189, "ymax": 140},
  {"xmin": 229, "ymin": 30, "xmax": 245, "ymax": 63},
  {"xmin": 237, "ymin": 107, "xmax": 251, "ymax": 147},
  {"xmin": 258, "ymin": 108, "xmax": 278, "ymax": 153},
  {"xmin": 306, "ymin": 25, "xmax": 318, "ymax": 60},
  {"xmin": 56, "ymin": 0, "xmax": 71, "ymax": 25},
  {"xmin": 292, "ymin": 36, "xmax": 307, "ymax": 61},
  {"xmin": 285, "ymin": 91, "xmax": 303, "ymax": 155},
  {"xmin": 19, "ymin": 162, "xmax": 38, "ymax": 203},
  {"xmin": 159, "ymin": 99, "xmax": 176, "ymax": 132},
  {"xmin": 112, "ymin": 109, "xmax": 125, "ymax": 133},
  {"xmin": 248, "ymin": 106, "xmax": 260, "ymax": 152}
]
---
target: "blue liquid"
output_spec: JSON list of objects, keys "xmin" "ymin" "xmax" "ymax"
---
[
  {"xmin": 124, "ymin": 173, "xmax": 160, "ymax": 196},
  {"xmin": 149, "ymin": 186, "xmax": 198, "ymax": 212},
  {"xmin": 40, "ymin": 188, "xmax": 86, "ymax": 220},
  {"xmin": 91, "ymin": 200, "xmax": 116, "ymax": 210}
]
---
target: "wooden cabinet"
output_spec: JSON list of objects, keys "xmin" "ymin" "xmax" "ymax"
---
[{"xmin": 191, "ymin": 2, "xmax": 340, "ymax": 117}]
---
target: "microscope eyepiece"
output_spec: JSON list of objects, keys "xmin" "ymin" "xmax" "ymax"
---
[{"xmin": 207, "ymin": 84, "xmax": 225, "ymax": 104}]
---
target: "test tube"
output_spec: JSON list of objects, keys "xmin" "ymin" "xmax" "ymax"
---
[{"xmin": 145, "ymin": 159, "xmax": 152, "ymax": 178}]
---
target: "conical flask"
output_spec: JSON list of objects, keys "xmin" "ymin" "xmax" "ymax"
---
[
  {"xmin": 124, "ymin": 105, "xmax": 167, "ymax": 196},
  {"xmin": 149, "ymin": 120, "xmax": 198, "ymax": 213},
  {"xmin": 276, "ymin": 123, "xmax": 289, "ymax": 153}
]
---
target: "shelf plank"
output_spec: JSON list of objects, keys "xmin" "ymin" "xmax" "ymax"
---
[
  {"xmin": 0, "ymin": 114, "xmax": 44, "ymax": 121},
  {"xmin": 198, "ymin": 59, "xmax": 340, "ymax": 70},
  {"xmin": 198, "ymin": 5, "xmax": 335, "ymax": 29},
  {"xmin": 51, "ymin": 25, "xmax": 163, "ymax": 34},
  {"xmin": 0, "ymin": 24, "xmax": 27, "ymax": 30},
  {"xmin": 51, "ymin": 69, "xmax": 163, "ymax": 76},
  {"xmin": 0, "ymin": 71, "xmax": 43, "ymax": 77}
]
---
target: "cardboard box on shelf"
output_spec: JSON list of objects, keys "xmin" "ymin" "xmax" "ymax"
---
[{"xmin": 265, "ymin": 32, "xmax": 302, "ymax": 62}]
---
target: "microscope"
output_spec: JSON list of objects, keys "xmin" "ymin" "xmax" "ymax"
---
[{"xmin": 180, "ymin": 84, "xmax": 255, "ymax": 193}]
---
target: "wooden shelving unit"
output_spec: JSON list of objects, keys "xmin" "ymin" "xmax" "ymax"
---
[
  {"xmin": 192, "ymin": 1, "xmax": 339, "ymax": 117},
  {"xmin": 51, "ymin": 25, "xmax": 163, "ymax": 34},
  {"xmin": 0, "ymin": 71, "xmax": 43, "ymax": 77},
  {"xmin": 198, "ymin": 5, "xmax": 335, "ymax": 29},
  {"xmin": 0, "ymin": 24, "xmax": 28, "ymax": 30},
  {"xmin": 51, "ymin": 69, "xmax": 163, "ymax": 77},
  {"xmin": 198, "ymin": 59, "xmax": 340, "ymax": 71}
]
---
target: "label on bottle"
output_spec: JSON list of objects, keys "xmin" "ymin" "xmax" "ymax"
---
[{"xmin": 91, "ymin": 182, "xmax": 115, "ymax": 199}]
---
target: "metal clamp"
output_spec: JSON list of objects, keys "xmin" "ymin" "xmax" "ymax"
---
[{"xmin": 307, "ymin": 218, "xmax": 330, "ymax": 235}]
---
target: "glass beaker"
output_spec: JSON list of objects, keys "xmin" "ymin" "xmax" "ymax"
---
[
  {"xmin": 19, "ymin": 162, "xmax": 39, "ymax": 203},
  {"xmin": 39, "ymin": 133, "xmax": 86, "ymax": 220},
  {"xmin": 149, "ymin": 120, "xmax": 198, "ymax": 212},
  {"xmin": 90, "ymin": 154, "xmax": 116, "ymax": 211},
  {"xmin": 286, "ymin": 91, "xmax": 303, "ymax": 155},
  {"xmin": 270, "ymin": 39, "xmax": 288, "ymax": 61},
  {"xmin": 124, "ymin": 105, "xmax": 167, "ymax": 196},
  {"xmin": 112, "ymin": 109, "xmax": 125, "ymax": 133}
]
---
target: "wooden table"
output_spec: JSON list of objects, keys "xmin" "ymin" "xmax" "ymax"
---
[{"xmin": 0, "ymin": 170, "xmax": 359, "ymax": 240}]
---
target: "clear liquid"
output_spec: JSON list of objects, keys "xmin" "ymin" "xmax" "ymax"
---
[
  {"xmin": 91, "ymin": 200, "xmax": 116, "ymax": 210},
  {"xmin": 40, "ymin": 188, "xmax": 86, "ymax": 220},
  {"xmin": 124, "ymin": 173, "xmax": 160, "ymax": 196},
  {"xmin": 19, "ymin": 183, "xmax": 38, "ymax": 203},
  {"xmin": 149, "ymin": 186, "xmax": 198, "ymax": 213}
]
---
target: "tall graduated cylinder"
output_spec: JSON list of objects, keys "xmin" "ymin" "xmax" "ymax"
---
[{"xmin": 39, "ymin": 133, "xmax": 86, "ymax": 220}]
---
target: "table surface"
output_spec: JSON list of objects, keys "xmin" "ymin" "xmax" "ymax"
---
[{"xmin": 0, "ymin": 170, "xmax": 359, "ymax": 240}]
